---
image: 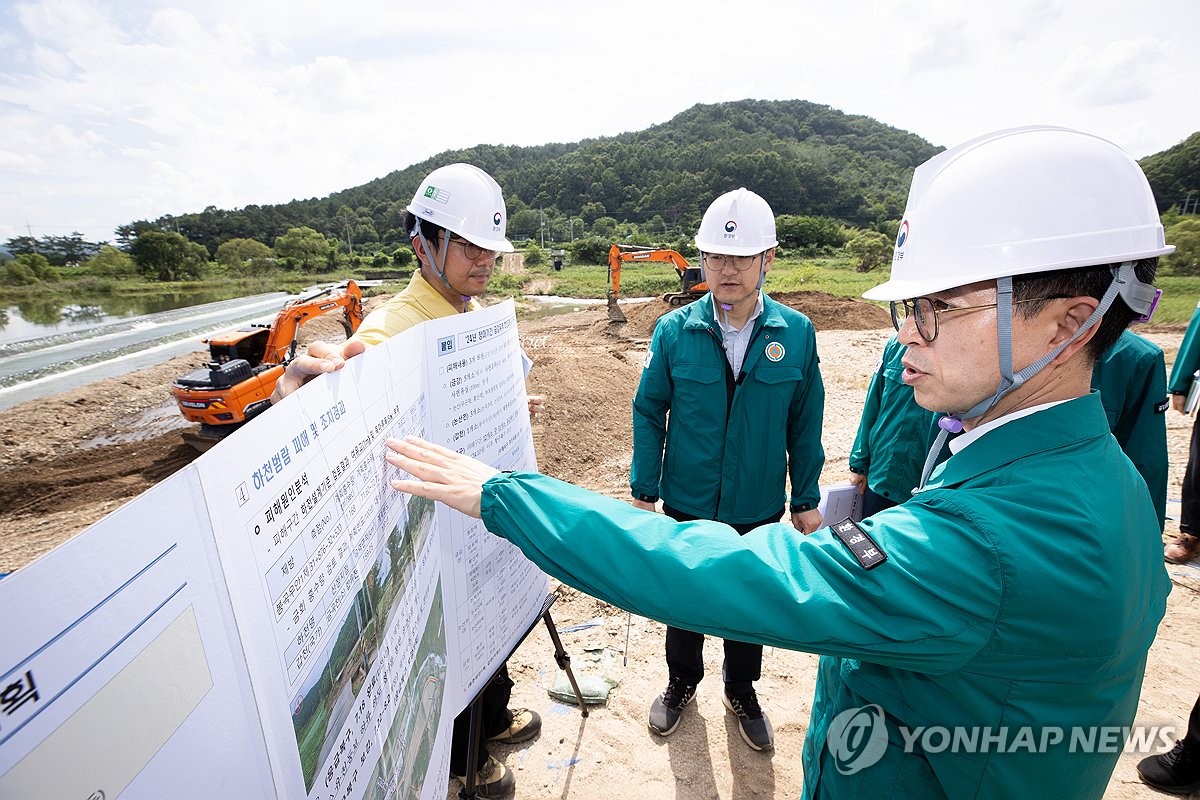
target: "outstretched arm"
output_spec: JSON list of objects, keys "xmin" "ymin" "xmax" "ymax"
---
[{"xmin": 270, "ymin": 338, "xmax": 369, "ymax": 404}]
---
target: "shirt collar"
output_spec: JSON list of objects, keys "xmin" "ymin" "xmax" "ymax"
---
[
  {"xmin": 409, "ymin": 270, "xmax": 480, "ymax": 316},
  {"xmin": 947, "ymin": 398, "xmax": 1074, "ymax": 455},
  {"xmin": 711, "ymin": 291, "xmax": 764, "ymax": 333}
]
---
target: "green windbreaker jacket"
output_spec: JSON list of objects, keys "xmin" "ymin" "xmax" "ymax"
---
[
  {"xmin": 630, "ymin": 294, "xmax": 824, "ymax": 522},
  {"xmin": 482, "ymin": 392, "xmax": 1169, "ymax": 799}
]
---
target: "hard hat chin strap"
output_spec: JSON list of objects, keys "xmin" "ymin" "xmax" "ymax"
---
[
  {"xmin": 702, "ymin": 253, "xmax": 768, "ymax": 318},
  {"xmin": 916, "ymin": 262, "xmax": 1141, "ymax": 489},
  {"xmin": 416, "ymin": 229, "xmax": 471, "ymax": 310}
]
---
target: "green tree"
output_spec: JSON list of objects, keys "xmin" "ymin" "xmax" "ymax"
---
[
  {"xmin": 569, "ymin": 236, "xmax": 610, "ymax": 265},
  {"xmin": 216, "ymin": 238, "xmax": 275, "ymax": 276},
  {"xmin": 1164, "ymin": 217, "xmax": 1200, "ymax": 275},
  {"xmin": 590, "ymin": 216, "xmax": 618, "ymax": 239},
  {"xmin": 19, "ymin": 253, "xmax": 60, "ymax": 282},
  {"xmin": 130, "ymin": 231, "xmax": 209, "ymax": 281},
  {"xmin": 3, "ymin": 259, "xmax": 37, "ymax": 286},
  {"xmin": 524, "ymin": 243, "xmax": 547, "ymax": 267},
  {"xmin": 777, "ymin": 215, "xmax": 848, "ymax": 252},
  {"xmin": 274, "ymin": 227, "xmax": 330, "ymax": 271},
  {"xmin": 844, "ymin": 230, "xmax": 893, "ymax": 272},
  {"xmin": 392, "ymin": 247, "xmax": 413, "ymax": 267},
  {"xmin": 84, "ymin": 245, "xmax": 138, "ymax": 278},
  {"xmin": 509, "ymin": 208, "xmax": 541, "ymax": 241},
  {"xmin": 4, "ymin": 235, "xmax": 39, "ymax": 256},
  {"xmin": 42, "ymin": 232, "xmax": 100, "ymax": 265}
]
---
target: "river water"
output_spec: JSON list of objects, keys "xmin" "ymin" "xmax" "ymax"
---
[
  {"xmin": 0, "ymin": 290, "xmax": 620, "ymax": 413},
  {"xmin": 0, "ymin": 292, "xmax": 289, "ymax": 412}
]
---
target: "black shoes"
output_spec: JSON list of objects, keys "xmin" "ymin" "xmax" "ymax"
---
[
  {"xmin": 648, "ymin": 677, "xmax": 697, "ymax": 735},
  {"xmin": 723, "ymin": 688, "xmax": 775, "ymax": 751},
  {"xmin": 1137, "ymin": 739, "xmax": 1200, "ymax": 794},
  {"xmin": 649, "ymin": 679, "xmax": 774, "ymax": 751}
]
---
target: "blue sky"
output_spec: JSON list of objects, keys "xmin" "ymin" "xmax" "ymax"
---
[{"xmin": 2, "ymin": 0, "xmax": 1198, "ymax": 244}]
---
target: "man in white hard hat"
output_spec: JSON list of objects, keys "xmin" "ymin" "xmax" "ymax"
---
[
  {"xmin": 630, "ymin": 187, "xmax": 825, "ymax": 750},
  {"xmin": 272, "ymin": 163, "xmax": 540, "ymax": 798},
  {"xmin": 381, "ymin": 127, "xmax": 1171, "ymax": 799}
]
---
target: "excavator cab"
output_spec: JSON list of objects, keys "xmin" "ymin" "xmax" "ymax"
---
[
  {"xmin": 206, "ymin": 327, "xmax": 271, "ymax": 366},
  {"xmin": 678, "ymin": 266, "xmax": 707, "ymax": 300}
]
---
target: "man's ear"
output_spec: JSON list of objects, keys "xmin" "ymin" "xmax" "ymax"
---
[
  {"xmin": 411, "ymin": 236, "xmax": 430, "ymax": 269},
  {"xmin": 1048, "ymin": 296, "xmax": 1101, "ymax": 361},
  {"xmin": 762, "ymin": 247, "xmax": 776, "ymax": 273}
]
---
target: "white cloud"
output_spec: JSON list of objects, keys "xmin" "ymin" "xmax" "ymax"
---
[{"xmin": 1055, "ymin": 37, "xmax": 1165, "ymax": 107}]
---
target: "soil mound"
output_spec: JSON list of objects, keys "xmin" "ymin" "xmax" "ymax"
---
[{"xmin": 770, "ymin": 290, "xmax": 891, "ymax": 331}]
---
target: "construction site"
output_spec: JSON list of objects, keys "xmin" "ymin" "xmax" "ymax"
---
[{"xmin": 0, "ymin": 289, "xmax": 1196, "ymax": 800}]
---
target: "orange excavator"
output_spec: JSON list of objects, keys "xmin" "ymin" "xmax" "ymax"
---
[
  {"xmin": 171, "ymin": 280, "xmax": 365, "ymax": 450},
  {"xmin": 606, "ymin": 244, "xmax": 708, "ymax": 322}
]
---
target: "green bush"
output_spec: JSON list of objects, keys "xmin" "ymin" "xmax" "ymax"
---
[
  {"xmin": 844, "ymin": 230, "xmax": 893, "ymax": 273},
  {"xmin": 1164, "ymin": 218, "xmax": 1200, "ymax": 276},
  {"xmin": 524, "ymin": 243, "xmax": 547, "ymax": 267}
]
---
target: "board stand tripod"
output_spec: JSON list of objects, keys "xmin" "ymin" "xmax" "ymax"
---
[{"xmin": 459, "ymin": 590, "xmax": 589, "ymax": 798}]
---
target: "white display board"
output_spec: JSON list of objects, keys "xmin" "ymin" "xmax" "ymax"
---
[{"xmin": 0, "ymin": 300, "xmax": 548, "ymax": 800}]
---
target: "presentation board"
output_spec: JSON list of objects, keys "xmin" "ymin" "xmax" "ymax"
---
[{"xmin": 0, "ymin": 300, "xmax": 548, "ymax": 800}]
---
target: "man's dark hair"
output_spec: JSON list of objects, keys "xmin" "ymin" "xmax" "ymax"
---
[
  {"xmin": 405, "ymin": 212, "xmax": 445, "ymax": 253},
  {"xmin": 1012, "ymin": 258, "xmax": 1157, "ymax": 361}
]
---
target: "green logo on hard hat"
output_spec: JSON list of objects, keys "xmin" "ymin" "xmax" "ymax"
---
[{"xmin": 423, "ymin": 185, "xmax": 451, "ymax": 204}]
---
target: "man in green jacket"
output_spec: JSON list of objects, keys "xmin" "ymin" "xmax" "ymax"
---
[
  {"xmin": 848, "ymin": 334, "xmax": 937, "ymax": 515},
  {"xmin": 1091, "ymin": 328, "xmax": 1169, "ymax": 529},
  {"xmin": 853, "ymin": 327, "xmax": 1167, "ymax": 525},
  {"xmin": 1165, "ymin": 298, "xmax": 1200, "ymax": 563},
  {"xmin": 385, "ymin": 126, "xmax": 1171, "ymax": 799},
  {"xmin": 630, "ymin": 187, "xmax": 825, "ymax": 750}
]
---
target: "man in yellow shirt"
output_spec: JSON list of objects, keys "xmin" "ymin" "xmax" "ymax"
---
[{"xmin": 271, "ymin": 163, "xmax": 539, "ymax": 798}]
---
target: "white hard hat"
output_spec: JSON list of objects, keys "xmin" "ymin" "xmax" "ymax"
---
[
  {"xmin": 407, "ymin": 163, "xmax": 515, "ymax": 253},
  {"xmin": 863, "ymin": 126, "xmax": 1174, "ymax": 302},
  {"xmin": 695, "ymin": 188, "xmax": 779, "ymax": 256}
]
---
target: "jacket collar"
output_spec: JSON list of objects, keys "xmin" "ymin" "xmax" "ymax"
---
[
  {"xmin": 916, "ymin": 391, "xmax": 1111, "ymax": 492},
  {"xmin": 682, "ymin": 292, "xmax": 788, "ymax": 332}
]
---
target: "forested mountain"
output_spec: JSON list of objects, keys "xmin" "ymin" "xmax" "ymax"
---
[
  {"xmin": 1140, "ymin": 131, "xmax": 1200, "ymax": 213},
  {"xmin": 120, "ymin": 101, "xmax": 1199, "ymax": 258},
  {"xmin": 127, "ymin": 99, "xmax": 942, "ymax": 255}
]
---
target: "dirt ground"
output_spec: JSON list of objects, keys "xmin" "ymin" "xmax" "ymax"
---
[{"xmin": 1, "ymin": 290, "xmax": 1197, "ymax": 799}]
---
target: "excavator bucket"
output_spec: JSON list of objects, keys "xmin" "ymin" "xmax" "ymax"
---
[{"xmin": 607, "ymin": 293, "xmax": 627, "ymax": 323}]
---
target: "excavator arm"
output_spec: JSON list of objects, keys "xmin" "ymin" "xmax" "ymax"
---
[
  {"xmin": 263, "ymin": 280, "xmax": 364, "ymax": 364},
  {"xmin": 606, "ymin": 245, "xmax": 705, "ymax": 321}
]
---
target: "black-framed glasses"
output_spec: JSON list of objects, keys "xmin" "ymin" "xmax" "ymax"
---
[
  {"xmin": 890, "ymin": 296, "xmax": 1058, "ymax": 342},
  {"xmin": 701, "ymin": 252, "xmax": 762, "ymax": 272},
  {"xmin": 447, "ymin": 235, "xmax": 498, "ymax": 262}
]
